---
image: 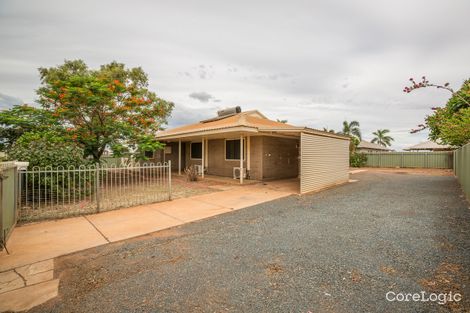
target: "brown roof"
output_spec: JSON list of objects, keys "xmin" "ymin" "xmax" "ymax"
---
[
  {"xmin": 156, "ymin": 110, "xmax": 348, "ymax": 140},
  {"xmin": 404, "ymin": 140, "xmax": 454, "ymax": 151}
]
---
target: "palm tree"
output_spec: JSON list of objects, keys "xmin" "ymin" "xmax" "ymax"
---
[
  {"xmin": 371, "ymin": 129, "xmax": 394, "ymax": 147},
  {"xmin": 322, "ymin": 127, "xmax": 336, "ymax": 133},
  {"xmin": 341, "ymin": 120, "xmax": 362, "ymax": 140}
]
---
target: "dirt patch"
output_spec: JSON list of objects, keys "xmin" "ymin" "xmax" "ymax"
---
[
  {"xmin": 358, "ymin": 167, "xmax": 454, "ymax": 176},
  {"xmin": 419, "ymin": 262, "xmax": 468, "ymax": 312},
  {"xmin": 266, "ymin": 263, "xmax": 283, "ymax": 275},
  {"xmin": 380, "ymin": 265, "xmax": 397, "ymax": 275},
  {"xmin": 349, "ymin": 269, "xmax": 362, "ymax": 283},
  {"xmin": 432, "ymin": 235, "xmax": 456, "ymax": 252}
]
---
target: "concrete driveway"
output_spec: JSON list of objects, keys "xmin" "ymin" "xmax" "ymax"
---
[{"xmin": 22, "ymin": 170, "xmax": 470, "ymax": 313}]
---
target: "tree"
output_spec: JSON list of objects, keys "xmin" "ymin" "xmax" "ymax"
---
[
  {"xmin": 322, "ymin": 127, "xmax": 336, "ymax": 133},
  {"xmin": 0, "ymin": 105, "xmax": 61, "ymax": 150},
  {"xmin": 276, "ymin": 119, "xmax": 288, "ymax": 123},
  {"xmin": 371, "ymin": 129, "xmax": 394, "ymax": 147},
  {"xmin": 37, "ymin": 60, "xmax": 174, "ymax": 162},
  {"xmin": 404, "ymin": 76, "xmax": 470, "ymax": 146},
  {"xmin": 341, "ymin": 120, "xmax": 362, "ymax": 140}
]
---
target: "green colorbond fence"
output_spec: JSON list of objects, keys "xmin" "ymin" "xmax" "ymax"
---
[
  {"xmin": 454, "ymin": 143, "xmax": 470, "ymax": 201},
  {"xmin": 363, "ymin": 152, "xmax": 453, "ymax": 169},
  {"xmin": 1, "ymin": 162, "xmax": 18, "ymax": 248}
]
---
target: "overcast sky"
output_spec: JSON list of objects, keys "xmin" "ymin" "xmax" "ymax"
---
[{"xmin": 1, "ymin": 0, "xmax": 469, "ymax": 150}]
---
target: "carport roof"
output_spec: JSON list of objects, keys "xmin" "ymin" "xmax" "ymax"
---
[{"xmin": 156, "ymin": 110, "xmax": 349, "ymax": 141}]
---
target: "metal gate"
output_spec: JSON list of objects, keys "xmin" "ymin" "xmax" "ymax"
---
[
  {"xmin": 1, "ymin": 162, "xmax": 18, "ymax": 248},
  {"xmin": 18, "ymin": 162, "xmax": 172, "ymax": 222}
]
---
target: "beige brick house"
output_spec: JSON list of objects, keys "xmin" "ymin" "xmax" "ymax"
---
[{"xmin": 154, "ymin": 107, "xmax": 350, "ymax": 194}]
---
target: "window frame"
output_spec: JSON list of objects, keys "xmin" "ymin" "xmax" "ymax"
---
[
  {"xmin": 224, "ymin": 138, "xmax": 246, "ymax": 161},
  {"xmin": 190, "ymin": 141, "xmax": 203, "ymax": 160}
]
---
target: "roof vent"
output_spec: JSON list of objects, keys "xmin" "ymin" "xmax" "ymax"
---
[{"xmin": 217, "ymin": 106, "xmax": 241, "ymax": 117}]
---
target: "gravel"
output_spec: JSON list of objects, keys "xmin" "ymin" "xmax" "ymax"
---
[{"xmin": 29, "ymin": 171, "xmax": 470, "ymax": 313}]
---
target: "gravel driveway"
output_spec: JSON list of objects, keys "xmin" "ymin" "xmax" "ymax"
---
[{"xmin": 30, "ymin": 171, "xmax": 470, "ymax": 313}]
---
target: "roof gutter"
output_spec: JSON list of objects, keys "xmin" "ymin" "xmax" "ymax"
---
[{"xmin": 258, "ymin": 127, "xmax": 350, "ymax": 140}]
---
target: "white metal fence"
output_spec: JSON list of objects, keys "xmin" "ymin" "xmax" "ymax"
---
[{"xmin": 18, "ymin": 162, "xmax": 172, "ymax": 222}]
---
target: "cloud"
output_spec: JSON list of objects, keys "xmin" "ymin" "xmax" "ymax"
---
[
  {"xmin": 189, "ymin": 91, "xmax": 215, "ymax": 103},
  {"xmin": 0, "ymin": 0, "xmax": 468, "ymax": 151},
  {"xmin": 167, "ymin": 103, "xmax": 215, "ymax": 128},
  {"xmin": 0, "ymin": 92, "xmax": 23, "ymax": 109}
]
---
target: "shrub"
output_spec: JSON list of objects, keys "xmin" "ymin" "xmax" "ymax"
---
[
  {"xmin": 7, "ymin": 131, "xmax": 88, "ymax": 168},
  {"xmin": 8, "ymin": 131, "xmax": 92, "ymax": 202},
  {"xmin": 350, "ymin": 152, "xmax": 367, "ymax": 167},
  {"xmin": 184, "ymin": 165, "xmax": 198, "ymax": 182}
]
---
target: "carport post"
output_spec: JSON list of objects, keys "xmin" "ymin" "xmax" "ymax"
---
[
  {"xmin": 178, "ymin": 140, "xmax": 181, "ymax": 175},
  {"xmin": 240, "ymin": 135, "xmax": 244, "ymax": 184}
]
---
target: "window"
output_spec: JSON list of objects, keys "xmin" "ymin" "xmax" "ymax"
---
[
  {"xmin": 144, "ymin": 150, "xmax": 154, "ymax": 158},
  {"xmin": 190, "ymin": 142, "xmax": 202, "ymax": 159},
  {"xmin": 164, "ymin": 146, "xmax": 172, "ymax": 154},
  {"xmin": 225, "ymin": 139, "xmax": 245, "ymax": 160}
]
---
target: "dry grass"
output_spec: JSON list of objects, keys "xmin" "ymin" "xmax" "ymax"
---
[{"xmin": 19, "ymin": 177, "xmax": 225, "ymax": 223}]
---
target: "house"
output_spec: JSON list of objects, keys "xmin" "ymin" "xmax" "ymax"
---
[
  {"xmin": 356, "ymin": 140, "xmax": 392, "ymax": 153},
  {"xmin": 154, "ymin": 107, "xmax": 350, "ymax": 194},
  {"xmin": 404, "ymin": 140, "xmax": 454, "ymax": 152}
]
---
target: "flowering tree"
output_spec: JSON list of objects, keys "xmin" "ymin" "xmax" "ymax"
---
[
  {"xmin": 403, "ymin": 76, "xmax": 470, "ymax": 146},
  {"xmin": 37, "ymin": 60, "xmax": 174, "ymax": 161}
]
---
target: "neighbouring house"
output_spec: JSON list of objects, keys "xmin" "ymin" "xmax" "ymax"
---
[
  {"xmin": 153, "ymin": 107, "xmax": 350, "ymax": 194},
  {"xmin": 404, "ymin": 140, "xmax": 455, "ymax": 152},
  {"xmin": 356, "ymin": 140, "xmax": 393, "ymax": 153}
]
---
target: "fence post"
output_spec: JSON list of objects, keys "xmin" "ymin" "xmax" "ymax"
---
[
  {"xmin": 168, "ymin": 160, "xmax": 172, "ymax": 200},
  {"xmin": 95, "ymin": 164, "xmax": 100, "ymax": 213},
  {"xmin": 0, "ymin": 172, "xmax": 3, "ymax": 249}
]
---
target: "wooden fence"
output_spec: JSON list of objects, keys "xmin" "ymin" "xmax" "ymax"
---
[
  {"xmin": 454, "ymin": 143, "xmax": 470, "ymax": 200},
  {"xmin": 363, "ymin": 152, "xmax": 453, "ymax": 169}
]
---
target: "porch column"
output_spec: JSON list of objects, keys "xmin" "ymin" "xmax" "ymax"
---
[
  {"xmin": 201, "ymin": 137, "xmax": 205, "ymax": 178},
  {"xmin": 240, "ymin": 135, "xmax": 244, "ymax": 184},
  {"xmin": 247, "ymin": 136, "xmax": 251, "ymax": 175},
  {"xmin": 178, "ymin": 140, "xmax": 181, "ymax": 175},
  {"xmin": 204, "ymin": 138, "xmax": 209, "ymax": 168}
]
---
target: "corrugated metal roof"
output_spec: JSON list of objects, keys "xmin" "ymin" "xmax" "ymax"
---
[
  {"xmin": 156, "ymin": 110, "xmax": 349, "ymax": 140},
  {"xmin": 404, "ymin": 140, "xmax": 454, "ymax": 150}
]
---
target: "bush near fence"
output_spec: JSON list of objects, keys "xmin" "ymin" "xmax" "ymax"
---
[
  {"xmin": 18, "ymin": 162, "xmax": 172, "ymax": 222},
  {"xmin": 454, "ymin": 143, "xmax": 470, "ymax": 200},
  {"xmin": 363, "ymin": 152, "xmax": 453, "ymax": 169}
]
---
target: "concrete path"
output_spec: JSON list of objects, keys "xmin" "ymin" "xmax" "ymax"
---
[{"xmin": 0, "ymin": 181, "xmax": 294, "ymax": 312}]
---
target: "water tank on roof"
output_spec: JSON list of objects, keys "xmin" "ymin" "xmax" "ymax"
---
[{"xmin": 217, "ymin": 106, "xmax": 241, "ymax": 117}]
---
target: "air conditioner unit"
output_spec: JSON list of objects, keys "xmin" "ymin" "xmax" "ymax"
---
[
  {"xmin": 194, "ymin": 165, "xmax": 204, "ymax": 175},
  {"xmin": 233, "ymin": 167, "xmax": 247, "ymax": 179}
]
